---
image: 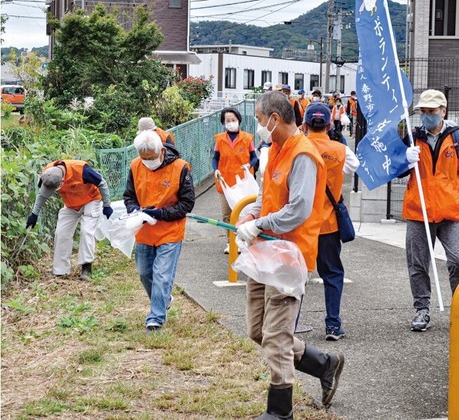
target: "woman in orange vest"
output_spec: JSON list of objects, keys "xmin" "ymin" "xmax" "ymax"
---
[
  {"xmin": 26, "ymin": 160, "xmax": 114, "ymax": 280},
  {"xmin": 213, "ymin": 107, "xmax": 257, "ymax": 253},
  {"xmin": 331, "ymin": 97, "xmax": 346, "ymax": 133},
  {"xmin": 124, "ymin": 131, "xmax": 195, "ymax": 331},
  {"xmin": 296, "ymin": 89, "xmax": 310, "ymax": 121}
]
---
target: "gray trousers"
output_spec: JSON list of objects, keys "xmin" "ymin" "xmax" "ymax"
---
[{"xmin": 406, "ymin": 220, "xmax": 459, "ymax": 310}]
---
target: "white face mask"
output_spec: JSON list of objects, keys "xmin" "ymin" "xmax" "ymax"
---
[
  {"xmin": 256, "ymin": 115, "xmax": 277, "ymax": 144},
  {"xmin": 225, "ymin": 122, "xmax": 239, "ymax": 132},
  {"xmin": 312, "ymin": 96, "xmax": 320, "ymax": 102},
  {"xmin": 142, "ymin": 157, "xmax": 162, "ymax": 170}
]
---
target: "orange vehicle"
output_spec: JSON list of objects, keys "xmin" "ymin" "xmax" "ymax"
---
[{"xmin": 1, "ymin": 85, "xmax": 26, "ymax": 113}]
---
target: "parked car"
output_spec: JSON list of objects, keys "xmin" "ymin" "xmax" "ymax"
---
[{"xmin": 1, "ymin": 85, "xmax": 26, "ymax": 114}]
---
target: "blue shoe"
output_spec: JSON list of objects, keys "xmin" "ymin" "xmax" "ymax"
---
[{"xmin": 325, "ymin": 327, "xmax": 345, "ymax": 341}]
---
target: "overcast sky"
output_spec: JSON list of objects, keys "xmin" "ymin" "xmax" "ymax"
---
[{"xmin": 2, "ymin": 0, "xmax": 407, "ymax": 50}]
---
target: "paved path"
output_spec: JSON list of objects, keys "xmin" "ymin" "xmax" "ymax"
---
[{"xmin": 176, "ymin": 183, "xmax": 451, "ymax": 420}]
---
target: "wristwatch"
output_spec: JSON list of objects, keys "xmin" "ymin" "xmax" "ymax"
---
[{"xmin": 255, "ymin": 218, "xmax": 264, "ymax": 231}]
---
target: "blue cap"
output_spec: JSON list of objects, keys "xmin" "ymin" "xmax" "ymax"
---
[
  {"xmin": 282, "ymin": 84, "xmax": 291, "ymax": 91},
  {"xmin": 298, "ymin": 89, "xmax": 305, "ymax": 94},
  {"xmin": 305, "ymin": 103, "xmax": 331, "ymax": 128}
]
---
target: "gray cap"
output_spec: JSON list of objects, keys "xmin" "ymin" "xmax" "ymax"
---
[
  {"xmin": 137, "ymin": 117, "xmax": 156, "ymax": 134},
  {"xmin": 40, "ymin": 167, "xmax": 64, "ymax": 198}
]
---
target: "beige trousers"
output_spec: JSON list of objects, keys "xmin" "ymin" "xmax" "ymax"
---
[{"xmin": 246, "ymin": 277, "xmax": 305, "ymax": 388}]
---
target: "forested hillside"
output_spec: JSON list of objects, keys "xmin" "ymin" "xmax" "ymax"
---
[{"xmin": 191, "ymin": 0, "xmax": 407, "ymax": 61}]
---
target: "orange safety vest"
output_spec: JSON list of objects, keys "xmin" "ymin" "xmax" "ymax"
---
[
  {"xmin": 131, "ymin": 157, "xmax": 189, "ymax": 246},
  {"xmin": 331, "ymin": 105, "xmax": 345, "ymax": 121},
  {"xmin": 214, "ymin": 131, "xmax": 254, "ymax": 193},
  {"xmin": 402, "ymin": 132, "xmax": 459, "ymax": 222},
  {"xmin": 156, "ymin": 127, "xmax": 176, "ymax": 144},
  {"xmin": 297, "ymin": 97, "xmax": 310, "ymax": 119},
  {"xmin": 307, "ymin": 132, "xmax": 346, "ymax": 234},
  {"xmin": 347, "ymin": 97, "xmax": 358, "ymax": 117},
  {"xmin": 261, "ymin": 133, "xmax": 326, "ymax": 271},
  {"xmin": 44, "ymin": 160, "xmax": 101, "ymax": 210}
]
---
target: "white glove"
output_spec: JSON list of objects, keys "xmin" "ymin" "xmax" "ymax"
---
[
  {"xmin": 214, "ymin": 169, "xmax": 221, "ymax": 179},
  {"xmin": 406, "ymin": 146, "xmax": 420, "ymax": 164},
  {"xmin": 236, "ymin": 220, "xmax": 262, "ymax": 244},
  {"xmin": 241, "ymin": 163, "xmax": 251, "ymax": 170}
]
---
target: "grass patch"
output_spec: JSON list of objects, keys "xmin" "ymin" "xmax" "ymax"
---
[{"xmin": 2, "ymin": 244, "xmax": 339, "ymax": 419}]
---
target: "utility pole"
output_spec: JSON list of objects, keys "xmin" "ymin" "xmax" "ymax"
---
[
  {"xmin": 325, "ymin": 0, "xmax": 334, "ymax": 93},
  {"xmin": 335, "ymin": 10, "xmax": 342, "ymax": 93}
]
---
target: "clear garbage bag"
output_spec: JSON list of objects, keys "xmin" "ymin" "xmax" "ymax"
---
[{"xmin": 232, "ymin": 240, "xmax": 307, "ymax": 298}]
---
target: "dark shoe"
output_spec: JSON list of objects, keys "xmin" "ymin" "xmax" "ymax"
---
[
  {"xmin": 80, "ymin": 263, "xmax": 92, "ymax": 281},
  {"xmin": 411, "ymin": 309, "xmax": 430, "ymax": 332},
  {"xmin": 325, "ymin": 327, "xmax": 345, "ymax": 341},
  {"xmin": 257, "ymin": 386, "xmax": 293, "ymax": 419},
  {"xmin": 146, "ymin": 322, "xmax": 162, "ymax": 332},
  {"xmin": 321, "ymin": 353, "xmax": 345, "ymax": 406}
]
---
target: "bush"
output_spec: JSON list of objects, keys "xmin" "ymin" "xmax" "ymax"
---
[
  {"xmin": 154, "ymin": 85, "xmax": 194, "ymax": 129},
  {"xmin": 176, "ymin": 76, "xmax": 213, "ymax": 108},
  {"xmin": 1, "ymin": 102, "xmax": 15, "ymax": 118}
]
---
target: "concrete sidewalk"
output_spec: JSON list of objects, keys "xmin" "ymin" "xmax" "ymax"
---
[{"xmin": 175, "ymin": 183, "xmax": 451, "ymax": 420}]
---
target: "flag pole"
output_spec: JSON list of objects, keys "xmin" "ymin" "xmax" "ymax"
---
[{"xmin": 383, "ymin": 0, "xmax": 444, "ymax": 311}]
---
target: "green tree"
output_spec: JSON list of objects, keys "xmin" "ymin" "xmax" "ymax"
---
[{"xmin": 44, "ymin": 4, "xmax": 174, "ymax": 133}]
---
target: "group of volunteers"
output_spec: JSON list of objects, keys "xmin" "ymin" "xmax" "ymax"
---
[{"xmin": 26, "ymin": 86, "xmax": 458, "ymax": 419}]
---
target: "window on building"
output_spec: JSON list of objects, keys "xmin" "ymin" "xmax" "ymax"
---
[
  {"xmin": 261, "ymin": 70, "xmax": 272, "ymax": 84},
  {"xmin": 294, "ymin": 73, "xmax": 304, "ymax": 90},
  {"xmin": 225, "ymin": 68, "xmax": 236, "ymax": 89},
  {"xmin": 430, "ymin": 0, "xmax": 457, "ymax": 36},
  {"xmin": 243, "ymin": 69, "xmax": 255, "ymax": 89},
  {"xmin": 279, "ymin": 72, "xmax": 288, "ymax": 84},
  {"xmin": 309, "ymin": 75, "xmax": 320, "ymax": 92},
  {"xmin": 169, "ymin": 0, "xmax": 182, "ymax": 8}
]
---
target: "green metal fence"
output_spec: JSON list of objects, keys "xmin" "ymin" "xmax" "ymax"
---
[{"xmin": 96, "ymin": 99, "xmax": 257, "ymax": 200}]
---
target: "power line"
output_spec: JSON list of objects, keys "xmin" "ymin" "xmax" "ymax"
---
[{"xmin": 191, "ymin": 0, "xmax": 258, "ymax": 10}]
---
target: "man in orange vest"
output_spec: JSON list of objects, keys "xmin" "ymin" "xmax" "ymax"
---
[
  {"xmin": 346, "ymin": 91, "xmax": 358, "ymax": 137},
  {"xmin": 402, "ymin": 89, "xmax": 459, "ymax": 332},
  {"xmin": 281, "ymin": 84, "xmax": 303, "ymax": 127},
  {"xmin": 296, "ymin": 89, "xmax": 310, "ymax": 120},
  {"xmin": 304, "ymin": 103, "xmax": 359, "ymax": 341},
  {"xmin": 236, "ymin": 91, "xmax": 344, "ymax": 417},
  {"xmin": 124, "ymin": 131, "xmax": 195, "ymax": 331},
  {"xmin": 26, "ymin": 160, "xmax": 114, "ymax": 280},
  {"xmin": 137, "ymin": 117, "xmax": 176, "ymax": 145}
]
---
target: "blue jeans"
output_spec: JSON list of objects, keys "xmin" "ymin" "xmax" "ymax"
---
[
  {"xmin": 316, "ymin": 231, "xmax": 344, "ymax": 330},
  {"xmin": 135, "ymin": 242, "xmax": 182, "ymax": 327}
]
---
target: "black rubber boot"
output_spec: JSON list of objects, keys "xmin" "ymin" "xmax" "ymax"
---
[
  {"xmin": 257, "ymin": 386, "xmax": 293, "ymax": 419},
  {"xmin": 80, "ymin": 263, "xmax": 92, "ymax": 281},
  {"xmin": 295, "ymin": 346, "xmax": 344, "ymax": 406}
]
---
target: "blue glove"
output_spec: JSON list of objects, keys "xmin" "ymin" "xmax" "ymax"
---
[
  {"xmin": 143, "ymin": 208, "xmax": 163, "ymax": 220},
  {"xmin": 26, "ymin": 213, "xmax": 38, "ymax": 229},
  {"xmin": 103, "ymin": 206, "xmax": 114, "ymax": 219},
  {"xmin": 126, "ymin": 205, "xmax": 140, "ymax": 214}
]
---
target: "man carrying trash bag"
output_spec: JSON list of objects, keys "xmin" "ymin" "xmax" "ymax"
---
[
  {"xmin": 123, "ymin": 131, "xmax": 195, "ymax": 332},
  {"xmin": 236, "ymin": 91, "xmax": 344, "ymax": 419}
]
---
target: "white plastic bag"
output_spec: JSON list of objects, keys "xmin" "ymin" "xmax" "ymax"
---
[
  {"xmin": 220, "ymin": 166, "xmax": 259, "ymax": 209},
  {"xmin": 108, "ymin": 211, "xmax": 156, "ymax": 258},
  {"xmin": 232, "ymin": 240, "xmax": 307, "ymax": 297},
  {"xmin": 95, "ymin": 200, "xmax": 128, "ymax": 241},
  {"xmin": 340, "ymin": 113, "xmax": 351, "ymax": 126}
]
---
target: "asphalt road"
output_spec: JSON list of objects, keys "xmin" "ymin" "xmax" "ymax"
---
[{"xmin": 175, "ymin": 180, "xmax": 451, "ymax": 420}]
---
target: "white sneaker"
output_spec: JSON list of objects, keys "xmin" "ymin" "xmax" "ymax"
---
[{"xmin": 224, "ymin": 244, "xmax": 230, "ymax": 254}]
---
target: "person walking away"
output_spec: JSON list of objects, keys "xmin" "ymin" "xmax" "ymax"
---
[
  {"xmin": 346, "ymin": 91, "xmax": 358, "ymax": 137},
  {"xmin": 123, "ymin": 131, "xmax": 195, "ymax": 331},
  {"xmin": 297, "ymin": 89, "xmax": 310, "ymax": 121},
  {"xmin": 212, "ymin": 107, "xmax": 257, "ymax": 254},
  {"xmin": 331, "ymin": 98, "xmax": 345, "ymax": 133},
  {"xmin": 26, "ymin": 160, "xmax": 114, "ymax": 280},
  {"xmin": 137, "ymin": 117, "xmax": 176, "ymax": 145},
  {"xmin": 311, "ymin": 89, "xmax": 324, "ymax": 104},
  {"xmin": 236, "ymin": 91, "xmax": 344, "ymax": 418},
  {"xmin": 401, "ymin": 89, "xmax": 459, "ymax": 332},
  {"xmin": 304, "ymin": 103, "xmax": 360, "ymax": 340}
]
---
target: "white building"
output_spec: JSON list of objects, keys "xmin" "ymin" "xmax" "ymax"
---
[{"xmin": 189, "ymin": 44, "xmax": 357, "ymax": 99}]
